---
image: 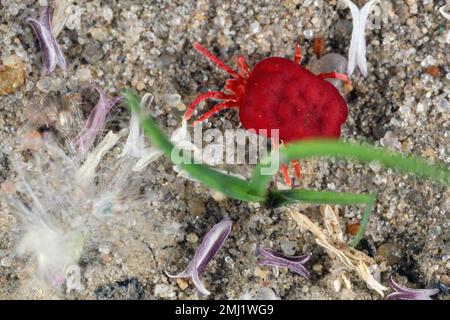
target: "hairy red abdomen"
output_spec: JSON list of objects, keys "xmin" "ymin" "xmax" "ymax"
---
[{"xmin": 240, "ymin": 57, "xmax": 348, "ymax": 142}]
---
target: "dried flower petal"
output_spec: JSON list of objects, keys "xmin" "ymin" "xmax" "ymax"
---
[
  {"xmin": 257, "ymin": 246, "xmax": 311, "ymax": 279},
  {"xmin": 122, "ymin": 93, "xmax": 201, "ymax": 173},
  {"xmin": 385, "ymin": 277, "xmax": 440, "ymax": 300},
  {"xmin": 167, "ymin": 219, "xmax": 233, "ymax": 295},
  {"xmin": 131, "ymin": 120, "xmax": 198, "ymax": 173},
  {"xmin": 342, "ymin": 0, "xmax": 379, "ymax": 77},
  {"xmin": 26, "ymin": 6, "xmax": 67, "ymax": 73},
  {"xmin": 120, "ymin": 92, "xmax": 165, "ymax": 171},
  {"xmin": 52, "ymin": 0, "xmax": 70, "ymax": 37},
  {"xmin": 72, "ymin": 86, "xmax": 122, "ymax": 155},
  {"xmin": 77, "ymin": 131, "xmax": 120, "ymax": 185},
  {"xmin": 121, "ymin": 93, "xmax": 153, "ymax": 159},
  {"xmin": 136, "ymin": 121, "xmax": 199, "ymax": 175}
]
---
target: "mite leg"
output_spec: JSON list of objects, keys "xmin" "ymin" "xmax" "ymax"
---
[
  {"xmin": 281, "ymin": 163, "xmax": 293, "ymax": 186},
  {"xmin": 236, "ymin": 56, "xmax": 250, "ymax": 77},
  {"xmin": 184, "ymin": 91, "xmax": 229, "ymax": 121},
  {"xmin": 312, "ymin": 37, "xmax": 325, "ymax": 58},
  {"xmin": 272, "ymin": 138, "xmax": 293, "ymax": 186},
  {"xmin": 292, "ymin": 160, "xmax": 301, "ymax": 180},
  {"xmin": 294, "ymin": 43, "xmax": 302, "ymax": 64},
  {"xmin": 319, "ymin": 72, "xmax": 350, "ymax": 84},
  {"xmin": 194, "ymin": 43, "xmax": 240, "ymax": 78},
  {"xmin": 193, "ymin": 101, "xmax": 237, "ymax": 126}
]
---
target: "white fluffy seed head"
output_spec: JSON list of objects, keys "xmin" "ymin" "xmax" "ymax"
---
[
  {"xmin": 16, "ymin": 225, "xmax": 83, "ymax": 286},
  {"xmin": 3, "ymin": 133, "xmax": 146, "ymax": 289},
  {"xmin": 2, "ymin": 91, "xmax": 184, "ymax": 293}
]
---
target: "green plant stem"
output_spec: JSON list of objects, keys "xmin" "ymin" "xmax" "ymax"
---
[
  {"xmin": 268, "ymin": 189, "xmax": 376, "ymax": 207},
  {"xmin": 281, "ymin": 140, "xmax": 450, "ymax": 185},
  {"xmin": 350, "ymin": 199, "xmax": 376, "ymax": 247},
  {"xmin": 251, "ymin": 139, "xmax": 450, "ymax": 196}
]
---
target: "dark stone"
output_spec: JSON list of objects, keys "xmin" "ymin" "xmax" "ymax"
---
[
  {"xmin": 436, "ymin": 283, "xmax": 449, "ymax": 295},
  {"xmin": 94, "ymin": 278, "xmax": 145, "ymax": 300},
  {"xmin": 0, "ymin": 153, "xmax": 9, "ymax": 182},
  {"xmin": 372, "ymin": 123, "xmax": 392, "ymax": 140},
  {"xmin": 356, "ymin": 238, "xmax": 377, "ymax": 257}
]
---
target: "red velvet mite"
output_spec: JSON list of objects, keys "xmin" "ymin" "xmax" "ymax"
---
[{"xmin": 184, "ymin": 43, "xmax": 349, "ymax": 185}]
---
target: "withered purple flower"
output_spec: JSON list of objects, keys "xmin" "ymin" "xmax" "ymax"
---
[
  {"xmin": 72, "ymin": 86, "xmax": 122, "ymax": 155},
  {"xmin": 257, "ymin": 246, "xmax": 311, "ymax": 279},
  {"xmin": 26, "ymin": 6, "xmax": 67, "ymax": 73},
  {"xmin": 385, "ymin": 277, "xmax": 440, "ymax": 300},
  {"xmin": 167, "ymin": 218, "xmax": 233, "ymax": 295}
]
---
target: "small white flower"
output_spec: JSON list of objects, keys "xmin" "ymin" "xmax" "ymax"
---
[
  {"xmin": 120, "ymin": 92, "xmax": 165, "ymax": 171},
  {"xmin": 342, "ymin": 0, "xmax": 379, "ymax": 77},
  {"xmin": 122, "ymin": 93, "xmax": 201, "ymax": 177},
  {"xmin": 77, "ymin": 131, "xmax": 120, "ymax": 185},
  {"xmin": 120, "ymin": 93, "xmax": 153, "ymax": 160}
]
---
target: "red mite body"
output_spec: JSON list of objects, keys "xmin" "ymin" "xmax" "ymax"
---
[
  {"xmin": 240, "ymin": 57, "xmax": 348, "ymax": 143},
  {"xmin": 184, "ymin": 43, "xmax": 349, "ymax": 184}
]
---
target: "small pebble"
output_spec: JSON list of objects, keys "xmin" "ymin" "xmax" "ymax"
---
[
  {"xmin": 100, "ymin": 254, "xmax": 113, "ymax": 264},
  {"xmin": 0, "ymin": 257, "xmax": 12, "ymax": 267},
  {"xmin": 280, "ymin": 241, "xmax": 297, "ymax": 256},
  {"xmin": 0, "ymin": 55, "xmax": 25, "ymax": 96},
  {"xmin": 1, "ymin": 181, "xmax": 15, "ymax": 194},
  {"xmin": 210, "ymin": 190, "xmax": 227, "ymax": 202},
  {"xmin": 380, "ymin": 131, "xmax": 401, "ymax": 149},
  {"xmin": 312, "ymin": 263, "xmax": 323, "ymax": 273},
  {"xmin": 369, "ymin": 161, "xmax": 381, "ymax": 172},
  {"xmin": 256, "ymin": 287, "xmax": 279, "ymax": 300},
  {"xmin": 254, "ymin": 267, "xmax": 270, "ymax": 279},
  {"xmin": 89, "ymin": 27, "xmax": 109, "ymax": 41},
  {"xmin": 22, "ymin": 130, "xmax": 42, "ymax": 151},
  {"xmin": 102, "ymin": 6, "xmax": 114, "ymax": 23},
  {"xmin": 154, "ymin": 284, "xmax": 175, "ymax": 298},
  {"xmin": 377, "ymin": 242, "xmax": 401, "ymax": 265},
  {"xmin": 36, "ymin": 77, "xmax": 53, "ymax": 93},
  {"xmin": 99, "ymin": 244, "xmax": 111, "ymax": 255},
  {"xmin": 424, "ymin": 65, "xmax": 440, "ymax": 77},
  {"xmin": 52, "ymin": 0, "xmax": 70, "ymax": 36},
  {"xmin": 176, "ymin": 278, "xmax": 189, "ymax": 290},
  {"xmin": 188, "ymin": 197, "xmax": 205, "ymax": 216},
  {"xmin": 161, "ymin": 94, "xmax": 181, "ymax": 108},
  {"xmin": 75, "ymin": 68, "xmax": 93, "ymax": 82},
  {"xmin": 437, "ymin": 98, "xmax": 450, "ymax": 112},
  {"xmin": 346, "ymin": 223, "xmax": 360, "ymax": 236},
  {"xmin": 186, "ymin": 233, "xmax": 198, "ymax": 243}
]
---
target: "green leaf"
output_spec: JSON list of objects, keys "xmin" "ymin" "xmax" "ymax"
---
[
  {"xmin": 280, "ymin": 139, "xmax": 450, "ymax": 186},
  {"xmin": 251, "ymin": 139, "xmax": 450, "ymax": 193}
]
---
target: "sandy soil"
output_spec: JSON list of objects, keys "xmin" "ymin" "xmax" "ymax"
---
[{"xmin": 0, "ymin": 0, "xmax": 449, "ymax": 300}]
